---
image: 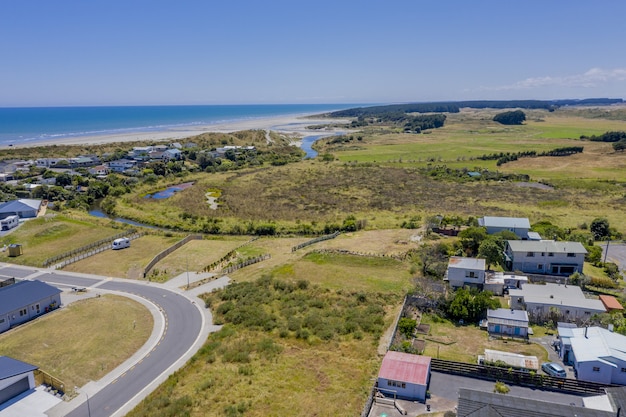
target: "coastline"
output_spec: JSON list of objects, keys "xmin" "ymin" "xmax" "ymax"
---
[{"xmin": 4, "ymin": 113, "xmax": 349, "ymax": 149}]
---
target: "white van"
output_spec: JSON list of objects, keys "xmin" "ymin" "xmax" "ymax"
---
[
  {"xmin": 112, "ymin": 237, "xmax": 130, "ymax": 250},
  {"xmin": 0, "ymin": 215, "xmax": 19, "ymax": 231}
]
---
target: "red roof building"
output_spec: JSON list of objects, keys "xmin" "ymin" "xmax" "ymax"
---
[
  {"xmin": 599, "ymin": 295, "xmax": 624, "ymax": 312},
  {"xmin": 377, "ymin": 351, "xmax": 431, "ymax": 401}
]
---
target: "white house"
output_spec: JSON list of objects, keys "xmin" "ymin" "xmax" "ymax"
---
[
  {"xmin": 445, "ymin": 257, "xmax": 486, "ymax": 288},
  {"xmin": 0, "ymin": 280, "xmax": 62, "ymax": 333},
  {"xmin": 484, "ymin": 272, "xmax": 527, "ymax": 296},
  {"xmin": 106, "ymin": 159, "xmax": 137, "ymax": 173},
  {"xmin": 0, "ymin": 356, "xmax": 38, "ymax": 405},
  {"xmin": 504, "ymin": 240, "xmax": 587, "ymax": 276},
  {"xmin": 487, "ymin": 308, "xmax": 529, "ymax": 338},
  {"xmin": 509, "ymin": 283, "xmax": 605, "ymax": 323},
  {"xmin": 558, "ymin": 326, "xmax": 626, "ymax": 385},
  {"xmin": 377, "ymin": 351, "xmax": 431, "ymax": 401},
  {"xmin": 478, "ymin": 216, "xmax": 532, "ymax": 239}
]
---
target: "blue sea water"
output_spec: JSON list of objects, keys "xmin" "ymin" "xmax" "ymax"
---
[{"xmin": 0, "ymin": 104, "xmax": 359, "ymax": 146}]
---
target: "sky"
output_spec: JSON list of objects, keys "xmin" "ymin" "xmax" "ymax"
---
[{"xmin": 1, "ymin": 0, "xmax": 626, "ymax": 107}]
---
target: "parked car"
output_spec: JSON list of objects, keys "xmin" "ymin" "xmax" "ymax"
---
[{"xmin": 541, "ymin": 362, "xmax": 566, "ymax": 378}]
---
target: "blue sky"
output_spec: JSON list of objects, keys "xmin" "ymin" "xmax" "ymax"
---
[{"xmin": 1, "ymin": 1, "xmax": 625, "ymax": 106}]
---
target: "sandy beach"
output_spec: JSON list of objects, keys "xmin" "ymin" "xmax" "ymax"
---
[{"xmin": 9, "ymin": 113, "xmax": 350, "ymax": 148}]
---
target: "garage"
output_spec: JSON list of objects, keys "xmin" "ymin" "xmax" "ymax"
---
[{"xmin": 0, "ymin": 356, "xmax": 38, "ymax": 406}]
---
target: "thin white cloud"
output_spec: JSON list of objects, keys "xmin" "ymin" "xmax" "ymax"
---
[{"xmin": 481, "ymin": 68, "xmax": 626, "ymax": 91}]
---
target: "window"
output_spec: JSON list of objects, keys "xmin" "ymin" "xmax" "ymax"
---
[
  {"xmin": 567, "ymin": 253, "xmax": 576, "ymax": 257},
  {"xmin": 621, "ymin": 368, "xmax": 626, "ymax": 373},
  {"xmin": 0, "ymin": 318, "xmax": 4, "ymax": 324},
  {"xmin": 593, "ymin": 367, "xmax": 600, "ymax": 372},
  {"xmin": 537, "ymin": 264, "xmax": 543, "ymax": 270},
  {"xmin": 548, "ymin": 252, "xmax": 554, "ymax": 257},
  {"xmin": 466, "ymin": 271, "xmax": 476, "ymax": 278},
  {"xmin": 541, "ymin": 252, "xmax": 545, "ymax": 256},
  {"xmin": 19, "ymin": 308, "xmax": 27, "ymax": 316},
  {"xmin": 527, "ymin": 252, "xmax": 534, "ymax": 257},
  {"xmin": 35, "ymin": 304, "xmax": 40, "ymax": 314},
  {"xmin": 387, "ymin": 380, "xmax": 406, "ymax": 388}
]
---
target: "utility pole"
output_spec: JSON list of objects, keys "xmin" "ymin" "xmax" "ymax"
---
[
  {"xmin": 186, "ymin": 256, "xmax": 190, "ymax": 290},
  {"xmin": 604, "ymin": 238, "xmax": 610, "ymax": 264}
]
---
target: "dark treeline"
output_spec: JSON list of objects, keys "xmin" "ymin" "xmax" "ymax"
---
[
  {"xmin": 330, "ymin": 98, "xmax": 623, "ymax": 117},
  {"xmin": 477, "ymin": 147, "xmax": 584, "ymax": 166},
  {"xmin": 493, "ymin": 110, "xmax": 526, "ymax": 125},
  {"xmin": 581, "ymin": 131, "xmax": 626, "ymax": 142}
]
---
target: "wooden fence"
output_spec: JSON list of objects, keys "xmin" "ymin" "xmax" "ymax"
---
[
  {"xmin": 430, "ymin": 358, "xmax": 618, "ymax": 395},
  {"xmin": 291, "ymin": 231, "xmax": 340, "ymax": 252},
  {"xmin": 34, "ymin": 369, "xmax": 66, "ymax": 396},
  {"xmin": 143, "ymin": 234, "xmax": 203, "ymax": 278}
]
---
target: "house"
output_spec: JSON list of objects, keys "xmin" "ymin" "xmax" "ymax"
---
[
  {"xmin": 163, "ymin": 148, "xmax": 182, "ymax": 161},
  {"xmin": 599, "ymin": 295, "xmax": 624, "ymax": 313},
  {"xmin": 457, "ymin": 387, "xmax": 622, "ymax": 417},
  {"xmin": 486, "ymin": 308, "xmax": 529, "ymax": 338},
  {"xmin": 0, "ymin": 199, "xmax": 44, "ymax": 219},
  {"xmin": 377, "ymin": 351, "xmax": 431, "ymax": 401},
  {"xmin": 478, "ymin": 216, "xmax": 531, "ymax": 239},
  {"xmin": 445, "ymin": 257, "xmax": 486, "ymax": 288},
  {"xmin": 558, "ymin": 326, "xmax": 626, "ymax": 385},
  {"xmin": 483, "ymin": 272, "xmax": 527, "ymax": 296},
  {"xmin": 107, "ymin": 159, "xmax": 138, "ymax": 173},
  {"xmin": 509, "ymin": 283, "xmax": 605, "ymax": 323},
  {"xmin": 504, "ymin": 240, "xmax": 587, "ymax": 276},
  {"xmin": 88, "ymin": 165, "xmax": 110, "ymax": 176},
  {"xmin": 0, "ymin": 280, "xmax": 62, "ymax": 334},
  {"xmin": 478, "ymin": 349, "xmax": 538, "ymax": 371},
  {"xmin": 0, "ymin": 356, "xmax": 38, "ymax": 405}
]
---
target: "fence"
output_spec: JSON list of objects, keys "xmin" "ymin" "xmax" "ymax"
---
[
  {"xmin": 0, "ymin": 277, "xmax": 15, "ymax": 288},
  {"xmin": 201, "ymin": 236, "xmax": 259, "ymax": 273},
  {"xmin": 34, "ymin": 369, "xmax": 66, "ymax": 397},
  {"xmin": 219, "ymin": 254, "xmax": 270, "ymax": 276},
  {"xmin": 49, "ymin": 232, "xmax": 143, "ymax": 269},
  {"xmin": 42, "ymin": 229, "xmax": 138, "ymax": 268},
  {"xmin": 143, "ymin": 234, "xmax": 203, "ymax": 278},
  {"xmin": 430, "ymin": 358, "xmax": 617, "ymax": 395},
  {"xmin": 291, "ymin": 231, "xmax": 340, "ymax": 252}
]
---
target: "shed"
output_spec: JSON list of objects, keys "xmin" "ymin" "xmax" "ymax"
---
[
  {"xmin": 377, "ymin": 351, "xmax": 431, "ymax": 401},
  {"xmin": 487, "ymin": 308, "xmax": 529, "ymax": 338},
  {"xmin": 0, "ymin": 356, "xmax": 38, "ymax": 405},
  {"xmin": 7, "ymin": 244, "xmax": 22, "ymax": 257}
]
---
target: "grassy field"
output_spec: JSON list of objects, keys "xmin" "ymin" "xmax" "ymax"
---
[
  {"xmin": 420, "ymin": 314, "xmax": 549, "ymax": 364},
  {"xmin": 64, "ymin": 233, "xmax": 185, "ymax": 279},
  {"xmin": 0, "ymin": 294, "xmax": 152, "ymax": 390},
  {"xmin": 0, "ymin": 214, "xmax": 132, "ymax": 267}
]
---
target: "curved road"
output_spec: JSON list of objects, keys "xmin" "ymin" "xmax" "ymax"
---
[{"xmin": 2, "ymin": 266, "xmax": 206, "ymax": 417}]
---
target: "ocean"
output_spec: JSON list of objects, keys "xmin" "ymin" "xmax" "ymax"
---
[{"xmin": 0, "ymin": 104, "xmax": 358, "ymax": 146}]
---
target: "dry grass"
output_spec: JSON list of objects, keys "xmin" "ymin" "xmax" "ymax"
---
[
  {"xmin": 0, "ymin": 294, "xmax": 152, "ymax": 389},
  {"xmin": 421, "ymin": 315, "xmax": 548, "ymax": 364},
  {"xmin": 64, "ymin": 234, "xmax": 183, "ymax": 279}
]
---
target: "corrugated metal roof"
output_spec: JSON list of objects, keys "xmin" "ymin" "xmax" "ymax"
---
[
  {"xmin": 479, "ymin": 216, "xmax": 531, "ymax": 229},
  {"xmin": 599, "ymin": 295, "xmax": 624, "ymax": 311},
  {"xmin": 568, "ymin": 326, "xmax": 626, "ymax": 363},
  {"xmin": 509, "ymin": 283, "xmax": 605, "ymax": 311},
  {"xmin": 378, "ymin": 351, "xmax": 430, "ymax": 385},
  {"xmin": 506, "ymin": 240, "xmax": 587, "ymax": 254},
  {"xmin": 448, "ymin": 256, "xmax": 486, "ymax": 270},
  {"xmin": 0, "ymin": 280, "xmax": 62, "ymax": 315},
  {"xmin": 0, "ymin": 356, "xmax": 38, "ymax": 380},
  {"xmin": 0, "ymin": 199, "xmax": 41, "ymax": 214},
  {"xmin": 487, "ymin": 308, "xmax": 528, "ymax": 323}
]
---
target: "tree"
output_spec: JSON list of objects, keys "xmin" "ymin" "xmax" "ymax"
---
[
  {"xmin": 413, "ymin": 242, "xmax": 450, "ymax": 278},
  {"xmin": 398, "ymin": 317, "xmax": 417, "ymax": 338},
  {"xmin": 590, "ymin": 218, "xmax": 610, "ymax": 241},
  {"xmin": 446, "ymin": 288, "xmax": 500, "ymax": 323},
  {"xmin": 493, "ymin": 110, "xmax": 526, "ymax": 125},
  {"xmin": 478, "ymin": 239, "xmax": 504, "ymax": 270},
  {"xmin": 458, "ymin": 226, "xmax": 488, "ymax": 256}
]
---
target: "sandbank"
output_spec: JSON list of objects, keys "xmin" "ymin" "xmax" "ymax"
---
[{"xmin": 9, "ymin": 113, "xmax": 350, "ymax": 149}]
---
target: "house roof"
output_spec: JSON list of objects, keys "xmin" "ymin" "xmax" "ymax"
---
[
  {"xmin": 479, "ymin": 216, "xmax": 531, "ymax": 230},
  {"xmin": 526, "ymin": 231, "xmax": 542, "ymax": 240},
  {"xmin": 448, "ymin": 256, "xmax": 486, "ymax": 271},
  {"xmin": 0, "ymin": 280, "xmax": 62, "ymax": 315},
  {"xmin": 506, "ymin": 240, "xmax": 587, "ymax": 254},
  {"xmin": 378, "ymin": 351, "xmax": 431, "ymax": 386},
  {"xmin": 598, "ymin": 295, "xmax": 624, "ymax": 311},
  {"xmin": 567, "ymin": 326, "xmax": 626, "ymax": 364},
  {"xmin": 487, "ymin": 308, "xmax": 528, "ymax": 324},
  {"xmin": 457, "ymin": 388, "xmax": 615, "ymax": 417},
  {"xmin": 509, "ymin": 283, "xmax": 605, "ymax": 312},
  {"xmin": 0, "ymin": 199, "xmax": 42, "ymax": 214},
  {"xmin": 0, "ymin": 356, "xmax": 38, "ymax": 380}
]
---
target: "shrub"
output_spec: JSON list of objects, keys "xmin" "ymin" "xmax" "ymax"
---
[{"xmin": 494, "ymin": 381, "xmax": 510, "ymax": 394}]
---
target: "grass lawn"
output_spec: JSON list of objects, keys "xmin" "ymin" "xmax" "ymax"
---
[
  {"xmin": 64, "ymin": 233, "xmax": 184, "ymax": 279},
  {"xmin": 420, "ymin": 314, "xmax": 549, "ymax": 364},
  {"xmin": 0, "ymin": 294, "xmax": 152, "ymax": 390},
  {"xmin": 0, "ymin": 214, "xmax": 130, "ymax": 267}
]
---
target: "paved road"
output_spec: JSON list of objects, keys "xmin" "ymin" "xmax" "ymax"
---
[
  {"xmin": 1, "ymin": 266, "xmax": 210, "ymax": 417},
  {"xmin": 601, "ymin": 242, "xmax": 626, "ymax": 272}
]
